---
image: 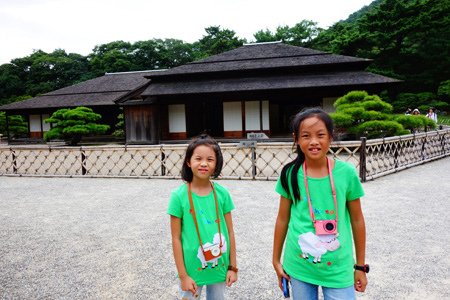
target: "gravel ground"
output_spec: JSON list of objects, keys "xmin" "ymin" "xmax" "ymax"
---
[{"xmin": 0, "ymin": 157, "xmax": 449, "ymax": 300}]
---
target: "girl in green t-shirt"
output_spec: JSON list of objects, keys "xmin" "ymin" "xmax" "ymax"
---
[
  {"xmin": 272, "ymin": 108, "xmax": 368, "ymax": 299},
  {"xmin": 168, "ymin": 134, "xmax": 237, "ymax": 300}
]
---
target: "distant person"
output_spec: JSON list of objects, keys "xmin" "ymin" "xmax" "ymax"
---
[
  {"xmin": 426, "ymin": 107, "xmax": 438, "ymax": 122},
  {"xmin": 168, "ymin": 134, "xmax": 237, "ymax": 300},
  {"xmin": 272, "ymin": 108, "xmax": 368, "ymax": 299},
  {"xmin": 405, "ymin": 108, "xmax": 412, "ymax": 115},
  {"xmin": 412, "ymin": 109, "xmax": 420, "ymax": 115}
]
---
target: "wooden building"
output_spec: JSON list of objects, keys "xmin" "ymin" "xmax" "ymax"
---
[
  {"xmin": 0, "ymin": 70, "xmax": 161, "ymax": 141},
  {"xmin": 1, "ymin": 42, "xmax": 401, "ymax": 144},
  {"xmin": 117, "ymin": 42, "xmax": 401, "ymax": 144}
]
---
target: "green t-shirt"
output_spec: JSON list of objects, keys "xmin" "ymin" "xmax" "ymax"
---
[
  {"xmin": 275, "ymin": 159, "xmax": 364, "ymax": 288},
  {"xmin": 168, "ymin": 182, "xmax": 235, "ymax": 286}
]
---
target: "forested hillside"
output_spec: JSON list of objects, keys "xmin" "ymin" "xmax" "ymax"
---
[
  {"xmin": 310, "ymin": 0, "xmax": 450, "ymax": 94},
  {"xmin": 1, "ymin": 0, "xmax": 449, "ymax": 111}
]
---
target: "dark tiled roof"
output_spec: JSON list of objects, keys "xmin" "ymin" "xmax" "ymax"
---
[
  {"xmin": 147, "ymin": 42, "xmax": 371, "ymax": 77},
  {"xmin": 1, "ymin": 92, "xmax": 128, "ymax": 110},
  {"xmin": 0, "ymin": 70, "xmax": 162, "ymax": 111},
  {"xmin": 139, "ymin": 42, "xmax": 399, "ymax": 97},
  {"xmin": 144, "ymin": 71, "xmax": 401, "ymax": 96},
  {"xmin": 197, "ymin": 42, "xmax": 325, "ymax": 62}
]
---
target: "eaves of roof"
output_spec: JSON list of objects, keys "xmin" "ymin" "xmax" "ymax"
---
[
  {"xmin": 141, "ymin": 71, "xmax": 402, "ymax": 97},
  {"xmin": 0, "ymin": 91, "xmax": 127, "ymax": 111}
]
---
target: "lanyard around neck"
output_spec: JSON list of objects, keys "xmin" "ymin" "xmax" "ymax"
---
[
  {"xmin": 188, "ymin": 182, "xmax": 222, "ymax": 250},
  {"xmin": 303, "ymin": 157, "xmax": 338, "ymax": 223}
]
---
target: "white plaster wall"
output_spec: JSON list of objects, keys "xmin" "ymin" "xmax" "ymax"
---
[
  {"xmin": 245, "ymin": 101, "xmax": 260, "ymax": 130},
  {"xmin": 168, "ymin": 104, "xmax": 186, "ymax": 133},
  {"xmin": 223, "ymin": 102, "xmax": 242, "ymax": 131},
  {"xmin": 262, "ymin": 100, "xmax": 269, "ymax": 130},
  {"xmin": 42, "ymin": 114, "xmax": 51, "ymax": 131},
  {"xmin": 29, "ymin": 115, "xmax": 41, "ymax": 132},
  {"xmin": 323, "ymin": 97, "xmax": 337, "ymax": 113},
  {"xmin": 245, "ymin": 101, "xmax": 269, "ymax": 130}
]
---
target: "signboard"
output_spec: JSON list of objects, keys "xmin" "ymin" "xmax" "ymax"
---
[
  {"xmin": 237, "ymin": 140, "xmax": 257, "ymax": 148},
  {"xmin": 247, "ymin": 132, "xmax": 268, "ymax": 139}
]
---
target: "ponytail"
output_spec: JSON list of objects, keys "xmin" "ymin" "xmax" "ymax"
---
[{"xmin": 280, "ymin": 145, "xmax": 305, "ymax": 204}]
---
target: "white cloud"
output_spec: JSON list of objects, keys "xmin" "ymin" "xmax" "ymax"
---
[{"xmin": 0, "ymin": 0, "xmax": 373, "ymax": 64}]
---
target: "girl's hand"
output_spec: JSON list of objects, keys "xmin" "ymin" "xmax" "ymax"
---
[
  {"xmin": 354, "ymin": 271, "xmax": 368, "ymax": 292},
  {"xmin": 226, "ymin": 270, "xmax": 237, "ymax": 287},
  {"xmin": 273, "ymin": 261, "xmax": 290, "ymax": 291},
  {"xmin": 180, "ymin": 275, "xmax": 198, "ymax": 296}
]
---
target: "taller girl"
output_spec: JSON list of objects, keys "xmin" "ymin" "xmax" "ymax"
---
[
  {"xmin": 168, "ymin": 134, "xmax": 237, "ymax": 300},
  {"xmin": 272, "ymin": 108, "xmax": 368, "ymax": 300}
]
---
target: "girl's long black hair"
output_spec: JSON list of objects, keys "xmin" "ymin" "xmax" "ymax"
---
[{"xmin": 279, "ymin": 107, "xmax": 334, "ymax": 204}]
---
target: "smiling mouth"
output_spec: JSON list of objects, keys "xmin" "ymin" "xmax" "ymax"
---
[{"xmin": 198, "ymin": 169, "xmax": 208, "ymax": 172}]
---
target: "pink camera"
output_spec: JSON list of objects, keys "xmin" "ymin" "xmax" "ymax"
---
[{"xmin": 314, "ymin": 220, "xmax": 338, "ymax": 235}]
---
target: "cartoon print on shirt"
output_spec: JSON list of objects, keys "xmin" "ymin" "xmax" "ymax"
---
[
  {"xmin": 298, "ymin": 232, "xmax": 340, "ymax": 264},
  {"xmin": 198, "ymin": 209, "xmax": 216, "ymax": 225},
  {"xmin": 197, "ymin": 233, "xmax": 227, "ymax": 269}
]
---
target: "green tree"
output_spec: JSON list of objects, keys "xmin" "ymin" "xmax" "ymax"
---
[
  {"xmin": 437, "ymin": 80, "xmax": 450, "ymax": 103},
  {"xmin": 112, "ymin": 113, "xmax": 124, "ymax": 137},
  {"xmin": 0, "ymin": 63, "xmax": 25, "ymax": 105},
  {"xmin": 389, "ymin": 92, "xmax": 449, "ymax": 114},
  {"xmin": 89, "ymin": 41, "xmax": 134, "ymax": 76},
  {"xmin": 311, "ymin": 0, "xmax": 450, "ymax": 93},
  {"xmin": 194, "ymin": 26, "xmax": 246, "ymax": 58},
  {"xmin": 0, "ymin": 112, "xmax": 6, "ymax": 135},
  {"xmin": 11, "ymin": 49, "xmax": 91, "ymax": 96},
  {"xmin": 253, "ymin": 29, "xmax": 278, "ymax": 43},
  {"xmin": 44, "ymin": 107, "xmax": 109, "ymax": 145},
  {"xmin": 330, "ymin": 91, "xmax": 410, "ymax": 139},
  {"xmin": 0, "ymin": 114, "xmax": 28, "ymax": 138},
  {"xmin": 254, "ymin": 20, "xmax": 322, "ymax": 46}
]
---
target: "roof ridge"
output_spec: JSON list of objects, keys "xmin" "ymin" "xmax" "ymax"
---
[
  {"xmin": 43, "ymin": 90, "xmax": 131, "ymax": 96},
  {"xmin": 187, "ymin": 53, "xmax": 331, "ymax": 65},
  {"xmin": 105, "ymin": 69, "xmax": 167, "ymax": 75}
]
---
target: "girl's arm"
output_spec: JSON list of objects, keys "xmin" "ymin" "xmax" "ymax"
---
[
  {"xmin": 272, "ymin": 196, "xmax": 291, "ymax": 290},
  {"xmin": 224, "ymin": 212, "xmax": 237, "ymax": 287},
  {"xmin": 347, "ymin": 198, "xmax": 368, "ymax": 292},
  {"xmin": 170, "ymin": 215, "xmax": 197, "ymax": 295}
]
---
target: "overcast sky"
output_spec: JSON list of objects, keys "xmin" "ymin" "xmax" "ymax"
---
[{"xmin": 0, "ymin": 0, "xmax": 373, "ymax": 65}]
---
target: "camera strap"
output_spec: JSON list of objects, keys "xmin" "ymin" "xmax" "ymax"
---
[
  {"xmin": 303, "ymin": 157, "xmax": 338, "ymax": 224},
  {"xmin": 188, "ymin": 182, "xmax": 223, "ymax": 253}
]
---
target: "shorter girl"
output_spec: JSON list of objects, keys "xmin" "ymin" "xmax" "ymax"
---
[
  {"xmin": 272, "ymin": 108, "xmax": 368, "ymax": 299},
  {"xmin": 168, "ymin": 134, "xmax": 237, "ymax": 300}
]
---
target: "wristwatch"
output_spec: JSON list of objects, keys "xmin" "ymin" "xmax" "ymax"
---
[
  {"xmin": 227, "ymin": 265, "xmax": 238, "ymax": 273},
  {"xmin": 354, "ymin": 264, "xmax": 370, "ymax": 273}
]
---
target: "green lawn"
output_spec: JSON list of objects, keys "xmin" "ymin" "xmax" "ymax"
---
[{"xmin": 438, "ymin": 115, "xmax": 450, "ymax": 125}]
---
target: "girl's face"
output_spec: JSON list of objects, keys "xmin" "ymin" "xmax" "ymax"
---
[
  {"xmin": 187, "ymin": 145, "xmax": 217, "ymax": 181},
  {"xmin": 297, "ymin": 116, "xmax": 332, "ymax": 161}
]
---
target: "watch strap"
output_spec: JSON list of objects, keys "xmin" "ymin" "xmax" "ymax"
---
[
  {"xmin": 354, "ymin": 264, "xmax": 370, "ymax": 273},
  {"xmin": 227, "ymin": 265, "xmax": 238, "ymax": 273}
]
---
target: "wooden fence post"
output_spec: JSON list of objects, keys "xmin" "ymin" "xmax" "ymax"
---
[
  {"xmin": 161, "ymin": 146, "xmax": 166, "ymax": 176},
  {"xmin": 81, "ymin": 148, "xmax": 87, "ymax": 175},
  {"xmin": 11, "ymin": 148, "xmax": 17, "ymax": 174},
  {"xmin": 359, "ymin": 137, "xmax": 367, "ymax": 182}
]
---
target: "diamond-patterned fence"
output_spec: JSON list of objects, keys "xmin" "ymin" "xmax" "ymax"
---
[
  {"xmin": 362, "ymin": 128, "xmax": 450, "ymax": 181},
  {"xmin": 0, "ymin": 128, "xmax": 449, "ymax": 181}
]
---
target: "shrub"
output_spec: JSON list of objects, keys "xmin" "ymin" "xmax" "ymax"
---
[
  {"xmin": 395, "ymin": 115, "xmax": 437, "ymax": 132},
  {"xmin": 355, "ymin": 120, "xmax": 407, "ymax": 139},
  {"xmin": 44, "ymin": 107, "xmax": 109, "ymax": 145},
  {"xmin": 331, "ymin": 91, "xmax": 407, "ymax": 139},
  {"xmin": 0, "ymin": 113, "xmax": 28, "ymax": 138}
]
